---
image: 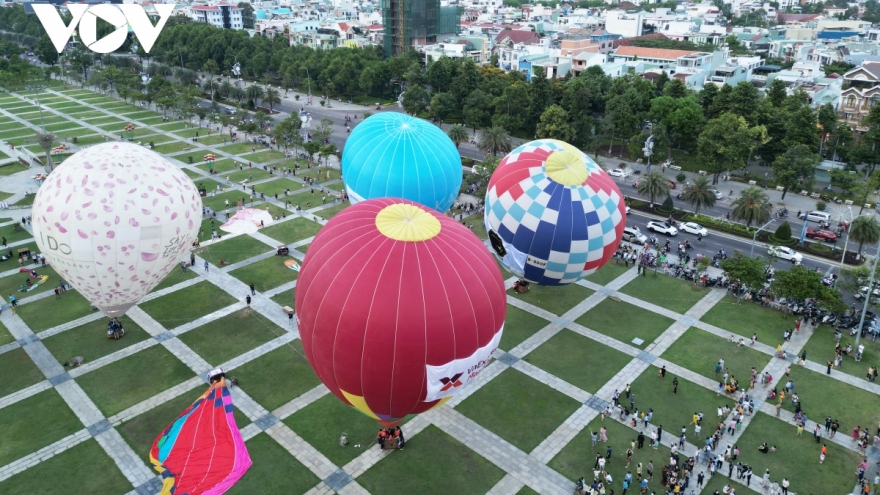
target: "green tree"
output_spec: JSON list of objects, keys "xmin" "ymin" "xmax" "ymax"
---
[
  {"xmin": 35, "ymin": 35, "xmax": 58, "ymax": 66},
  {"xmin": 765, "ymin": 78, "xmax": 788, "ymax": 108},
  {"xmin": 850, "ymin": 215, "xmax": 880, "ymax": 253},
  {"xmin": 402, "ymin": 85, "xmax": 429, "ymax": 116},
  {"xmin": 636, "ymin": 170, "xmax": 671, "ymax": 205},
  {"xmin": 731, "ymin": 186, "xmax": 771, "ymax": 228},
  {"xmin": 274, "ymin": 116, "xmax": 302, "ymax": 152},
  {"xmin": 202, "ymin": 60, "xmax": 220, "ymax": 75},
  {"xmin": 771, "ymin": 145, "xmax": 821, "ymax": 199},
  {"xmin": 662, "ymin": 78, "xmax": 688, "ymax": 98},
  {"xmin": 720, "ymin": 252, "xmax": 766, "ymax": 303},
  {"xmin": 429, "ymin": 92, "xmax": 457, "ymax": 124},
  {"xmin": 680, "ymin": 175, "xmax": 716, "ymax": 215},
  {"xmin": 697, "ymin": 113, "xmax": 769, "ymax": 183},
  {"xmin": 478, "ymin": 126, "xmax": 513, "ymax": 156},
  {"xmin": 527, "ymin": 67, "xmax": 554, "ymax": 134},
  {"xmin": 772, "ymin": 265, "xmax": 844, "ymax": 311},
  {"xmin": 773, "ymin": 221, "xmax": 792, "ymax": 241},
  {"xmin": 462, "ymin": 89, "xmax": 492, "ymax": 133},
  {"xmin": 447, "ymin": 124, "xmax": 469, "ymax": 149},
  {"xmin": 536, "ymin": 105, "xmax": 576, "ymax": 142},
  {"xmin": 729, "ymin": 81, "xmax": 761, "ymax": 125},
  {"xmin": 817, "ymin": 103, "xmax": 838, "ymax": 154},
  {"xmin": 245, "ymin": 84, "xmax": 264, "ymax": 109},
  {"xmin": 238, "ymin": 2, "xmax": 255, "ymax": 28},
  {"xmin": 263, "ymin": 87, "xmax": 281, "ymax": 113}
]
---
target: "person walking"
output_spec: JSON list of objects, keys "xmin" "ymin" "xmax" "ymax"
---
[
  {"xmin": 820, "ymin": 444, "xmax": 827, "ymax": 463},
  {"xmin": 249, "ymin": 283, "xmax": 256, "ymax": 296},
  {"xmin": 673, "ymin": 377, "xmax": 679, "ymax": 394},
  {"xmin": 8, "ymin": 294, "xmax": 16, "ymax": 314},
  {"xmin": 245, "ymin": 295, "xmax": 251, "ymax": 307},
  {"xmin": 781, "ymin": 478, "xmax": 790, "ymax": 495},
  {"xmin": 190, "ymin": 252, "xmax": 196, "ymax": 267},
  {"xmin": 180, "ymin": 261, "xmax": 187, "ymax": 273},
  {"xmin": 204, "ymin": 260, "xmax": 209, "ymax": 272}
]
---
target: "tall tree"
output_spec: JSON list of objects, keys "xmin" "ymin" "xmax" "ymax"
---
[
  {"xmin": 447, "ymin": 124, "xmax": 469, "ymax": 149},
  {"xmin": 536, "ymin": 105, "xmax": 576, "ymax": 142},
  {"xmin": 263, "ymin": 87, "xmax": 281, "ymax": 113},
  {"xmin": 402, "ymin": 85, "xmax": 429, "ymax": 116},
  {"xmin": 771, "ymin": 145, "xmax": 821, "ymax": 199},
  {"xmin": 527, "ymin": 67, "xmax": 554, "ymax": 134},
  {"xmin": 721, "ymin": 252, "xmax": 769, "ymax": 303},
  {"xmin": 429, "ymin": 92, "xmax": 457, "ymax": 124},
  {"xmin": 772, "ymin": 265, "xmax": 844, "ymax": 312},
  {"xmin": 697, "ymin": 113, "xmax": 768, "ymax": 183},
  {"xmin": 850, "ymin": 214, "xmax": 880, "ymax": 253},
  {"xmin": 765, "ymin": 78, "xmax": 788, "ymax": 108},
  {"xmin": 817, "ymin": 103, "xmax": 838, "ymax": 155},
  {"xmin": 680, "ymin": 175, "xmax": 716, "ymax": 215},
  {"xmin": 478, "ymin": 126, "xmax": 513, "ymax": 156},
  {"xmin": 731, "ymin": 186, "xmax": 771, "ymax": 228},
  {"xmin": 636, "ymin": 170, "xmax": 671, "ymax": 205}
]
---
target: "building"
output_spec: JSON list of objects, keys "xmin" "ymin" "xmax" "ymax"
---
[
  {"xmin": 190, "ymin": 2, "xmax": 243, "ymax": 30},
  {"xmin": 839, "ymin": 62, "xmax": 880, "ymax": 128},
  {"xmin": 382, "ymin": 0, "xmax": 461, "ymax": 56}
]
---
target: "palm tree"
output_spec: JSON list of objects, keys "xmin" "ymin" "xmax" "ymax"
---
[
  {"xmin": 731, "ymin": 186, "xmax": 771, "ymax": 228},
  {"xmin": 245, "ymin": 84, "xmax": 265, "ymax": 110},
  {"xmin": 448, "ymin": 124, "xmax": 469, "ymax": 149},
  {"xmin": 219, "ymin": 80, "xmax": 232, "ymax": 99},
  {"xmin": 850, "ymin": 215, "xmax": 880, "ymax": 253},
  {"xmin": 203, "ymin": 79, "xmax": 220, "ymax": 101},
  {"xmin": 36, "ymin": 132, "xmax": 56, "ymax": 173},
  {"xmin": 680, "ymin": 175, "xmax": 716, "ymax": 215},
  {"xmin": 478, "ymin": 126, "xmax": 513, "ymax": 156},
  {"xmin": 636, "ymin": 170, "xmax": 670, "ymax": 206},
  {"xmin": 229, "ymin": 86, "xmax": 245, "ymax": 107},
  {"xmin": 263, "ymin": 87, "xmax": 281, "ymax": 113}
]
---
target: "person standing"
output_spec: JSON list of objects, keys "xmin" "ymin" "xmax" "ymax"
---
[
  {"xmin": 245, "ymin": 295, "xmax": 251, "ymax": 306},
  {"xmin": 180, "ymin": 261, "xmax": 187, "ymax": 273},
  {"xmin": 204, "ymin": 260, "xmax": 209, "ymax": 272},
  {"xmin": 673, "ymin": 377, "xmax": 679, "ymax": 394},
  {"xmin": 190, "ymin": 252, "xmax": 196, "ymax": 267},
  {"xmin": 820, "ymin": 444, "xmax": 827, "ymax": 463},
  {"xmin": 697, "ymin": 472, "xmax": 704, "ymax": 488},
  {"xmin": 249, "ymin": 283, "xmax": 256, "ymax": 296},
  {"xmin": 781, "ymin": 478, "xmax": 790, "ymax": 495},
  {"xmin": 637, "ymin": 432, "xmax": 645, "ymax": 449}
]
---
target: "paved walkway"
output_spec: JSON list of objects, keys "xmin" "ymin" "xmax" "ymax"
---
[{"xmin": 0, "ymin": 86, "xmax": 878, "ymax": 495}]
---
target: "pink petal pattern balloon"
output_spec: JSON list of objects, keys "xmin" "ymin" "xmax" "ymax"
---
[{"xmin": 32, "ymin": 143, "xmax": 201, "ymax": 317}]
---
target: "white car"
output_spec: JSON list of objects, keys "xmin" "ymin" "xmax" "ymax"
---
[
  {"xmin": 609, "ymin": 168, "xmax": 633, "ymax": 178},
  {"xmin": 625, "ymin": 205, "xmax": 631, "ymax": 215},
  {"xmin": 679, "ymin": 222, "xmax": 708, "ymax": 236},
  {"xmin": 647, "ymin": 221, "xmax": 678, "ymax": 236},
  {"xmin": 768, "ymin": 246, "xmax": 803, "ymax": 264},
  {"xmin": 708, "ymin": 188, "xmax": 723, "ymax": 200},
  {"xmin": 622, "ymin": 227, "xmax": 647, "ymax": 245}
]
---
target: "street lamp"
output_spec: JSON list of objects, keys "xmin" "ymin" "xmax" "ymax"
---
[
  {"xmin": 837, "ymin": 205, "xmax": 854, "ymax": 275},
  {"xmin": 750, "ymin": 218, "xmax": 776, "ymax": 258},
  {"xmin": 25, "ymin": 84, "xmax": 47, "ymax": 133}
]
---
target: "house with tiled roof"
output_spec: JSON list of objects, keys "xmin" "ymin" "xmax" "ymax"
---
[
  {"xmin": 840, "ymin": 62, "xmax": 880, "ymax": 127},
  {"xmin": 612, "ymin": 46, "xmax": 699, "ymax": 65}
]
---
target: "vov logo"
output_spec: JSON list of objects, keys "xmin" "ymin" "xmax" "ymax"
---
[{"xmin": 32, "ymin": 4, "xmax": 174, "ymax": 54}]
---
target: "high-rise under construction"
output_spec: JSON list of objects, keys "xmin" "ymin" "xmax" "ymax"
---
[{"xmin": 382, "ymin": 0, "xmax": 461, "ymax": 57}]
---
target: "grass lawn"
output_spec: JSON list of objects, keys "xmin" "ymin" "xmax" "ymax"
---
[
  {"xmin": 0, "ymin": 439, "xmax": 131, "ymax": 495},
  {"xmin": 154, "ymin": 122, "xmax": 190, "ymax": 132},
  {"xmin": 196, "ymin": 134, "xmax": 228, "ymax": 146},
  {"xmin": 455, "ymin": 368, "xmax": 581, "ymax": 452},
  {"xmin": 701, "ymin": 298, "xmax": 794, "ymax": 344},
  {"xmin": 139, "ymin": 282, "xmax": 237, "ymax": 329},
  {"xmin": 500, "ymin": 305, "xmax": 551, "ymax": 351},
  {"xmin": 0, "ymin": 265, "xmax": 61, "ymax": 298},
  {"xmin": 240, "ymin": 150, "xmax": 286, "ymax": 163},
  {"xmin": 117, "ymin": 387, "xmax": 251, "ymax": 465},
  {"xmin": 202, "ymin": 190, "xmax": 250, "ymax": 212},
  {"xmin": 0, "ymin": 223, "xmax": 33, "ymax": 243},
  {"xmin": 0, "ymin": 389, "xmax": 83, "ymax": 466},
  {"xmin": 152, "ymin": 141, "xmax": 196, "ymax": 154},
  {"xmin": 45, "ymin": 122, "xmax": 81, "ymax": 132},
  {"xmin": 192, "ymin": 178, "xmax": 224, "ymax": 192},
  {"xmin": 227, "ymin": 433, "xmax": 320, "ymax": 495},
  {"xmin": 0, "ymin": 319, "xmax": 12, "ymax": 346},
  {"xmin": 550, "ymin": 415, "xmax": 676, "ymax": 487},
  {"xmin": 41, "ymin": 315, "xmax": 150, "ymax": 365},
  {"xmin": 139, "ymin": 116, "xmax": 167, "ymax": 125},
  {"xmin": 586, "ymin": 262, "xmax": 632, "ymax": 286},
  {"xmin": 507, "ymin": 283, "xmax": 594, "ymax": 316},
  {"xmin": 196, "ymin": 235, "xmax": 273, "ymax": 266},
  {"xmin": 178, "ymin": 309, "xmax": 282, "ymax": 365},
  {"xmin": 284, "ymin": 392, "xmax": 398, "ymax": 467},
  {"xmin": 801, "ymin": 328, "xmax": 880, "ymax": 381},
  {"xmin": 269, "ymin": 289, "xmax": 295, "ymax": 308},
  {"xmin": 735, "ymin": 412, "xmax": 863, "ymax": 495},
  {"xmin": 150, "ymin": 265, "xmax": 198, "ymax": 293},
  {"xmin": 0, "ymin": 162, "xmax": 28, "ymax": 176},
  {"xmin": 218, "ymin": 142, "xmax": 258, "ymax": 155},
  {"xmin": 76, "ymin": 345, "xmax": 195, "ymax": 417},
  {"xmin": 311, "ymin": 202, "xmax": 349, "ymax": 220},
  {"xmin": 260, "ymin": 217, "xmax": 322, "ymax": 245},
  {"xmin": 197, "ymin": 159, "xmax": 240, "ymax": 174},
  {"xmin": 15, "ymin": 290, "xmax": 94, "ymax": 332},
  {"xmin": 779, "ymin": 364, "xmax": 880, "ymax": 434},
  {"xmin": 12, "ymin": 195, "xmax": 34, "ymax": 206},
  {"xmin": 661, "ymin": 328, "xmax": 771, "ymax": 386},
  {"xmin": 629, "ymin": 365, "xmax": 735, "ymax": 432},
  {"xmin": 576, "ymin": 298, "xmax": 674, "ymax": 347},
  {"xmin": 69, "ymin": 134, "xmax": 107, "ymax": 146},
  {"xmin": 228, "ymin": 256, "xmax": 297, "ymax": 293},
  {"xmin": 0, "ymin": 347, "xmax": 45, "ymax": 397},
  {"xmin": 525, "ymin": 329, "xmax": 634, "ymax": 394},
  {"xmin": 252, "ymin": 178, "xmax": 303, "ymax": 198},
  {"xmin": 235, "ymin": 341, "xmax": 321, "ymax": 411},
  {"xmin": 227, "ymin": 168, "xmax": 272, "ymax": 183},
  {"xmin": 323, "ymin": 181, "xmax": 345, "ymax": 192},
  {"xmin": 462, "ymin": 215, "xmax": 488, "ymax": 240},
  {"xmin": 618, "ymin": 273, "xmax": 709, "ymax": 314},
  {"xmin": 357, "ymin": 425, "xmax": 506, "ymax": 495}
]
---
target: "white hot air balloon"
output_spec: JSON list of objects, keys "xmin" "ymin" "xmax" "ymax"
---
[{"xmin": 31, "ymin": 143, "xmax": 202, "ymax": 317}]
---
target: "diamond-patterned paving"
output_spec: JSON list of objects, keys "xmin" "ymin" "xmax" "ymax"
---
[{"xmin": 0, "ymin": 83, "xmax": 876, "ymax": 495}]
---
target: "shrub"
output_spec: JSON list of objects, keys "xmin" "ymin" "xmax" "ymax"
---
[
  {"xmin": 319, "ymin": 100, "xmax": 326, "ymax": 107},
  {"xmin": 774, "ymin": 221, "xmax": 792, "ymax": 241},
  {"xmin": 816, "ymin": 201, "xmax": 827, "ymax": 211},
  {"xmin": 188, "ymin": 156, "xmax": 193, "ymax": 164},
  {"xmin": 149, "ymin": 141, "xmax": 154, "ymax": 149},
  {"xmin": 294, "ymin": 95, "xmax": 300, "ymax": 101},
  {"xmin": 71, "ymin": 136, "xmax": 78, "ymax": 144},
  {"xmin": 768, "ymin": 235, "xmax": 797, "ymax": 245},
  {"xmin": 807, "ymin": 242, "xmax": 832, "ymax": 254},
  {"xmin": 676, "ymin": 172, "xmax": 686, "ymax": 183},
  {"xmin": 656, "ymin": 194, "xmax": 675, "ymax": 215}
]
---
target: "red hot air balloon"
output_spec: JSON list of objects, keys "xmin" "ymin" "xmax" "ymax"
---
[{"xmin": 295, "ymin": 198, "xmax": 507, "ymax": 427}]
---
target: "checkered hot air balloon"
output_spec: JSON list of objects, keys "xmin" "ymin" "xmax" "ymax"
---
[{"xmin": 484, "ymin": 139, "xmax": 626, "ymax": 285}]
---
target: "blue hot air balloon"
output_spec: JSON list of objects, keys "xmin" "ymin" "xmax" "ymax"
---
[{"xmin": 341, "ymin": 113, "xmax": 462, "ymax": 213}]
